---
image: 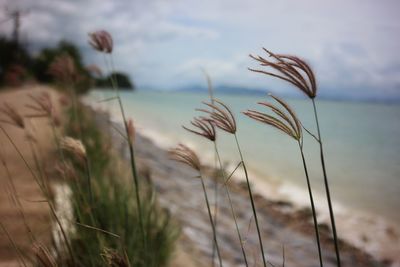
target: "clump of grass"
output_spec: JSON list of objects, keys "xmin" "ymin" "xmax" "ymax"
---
[
  {"xmin": 249, "ymin": 48, "xmax": 341, "ymax": 266},
  {"xmin": 244, "ymin": 94, "xmax": 324, "ymax": 267},
  {"xmin": 0, "ymin": 101, "xmax": 77, "ymax": 265},
  {"xmin": 63, "ymin": 103, "xmax": 179, "ymax": 267},
  {"xmin": 88, "ymin": 30, "xmax": 146, "ymax": 251}
]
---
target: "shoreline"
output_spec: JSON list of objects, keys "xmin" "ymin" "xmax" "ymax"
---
[
  {"xmin": 136, "ymin": 119, "xmax": 400, "ymax": 266},
  {"xmin": 88, "ymin": 105, "xmax": 392, "ymax": 266}
]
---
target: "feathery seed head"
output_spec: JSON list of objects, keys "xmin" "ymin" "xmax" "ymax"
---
[
  {"xmin": 88, "ymin": 30, "xmax": 113, "ymax": 53},
  {"xmin": 61, "ymin": 137, "xmax": 87, "ymax": 160},
  {"xmin": 243, "ymin": 94, "xmax": 302, "ymax": 140},
  {"xmin": 127, "ymin": 118, "xmax": 135, "ymax": 144},
  {"xmin": 0, "ymin": 103, "xmax": 25, "ymax": 129},
  {"xmin": 249, "ymin": 48, "xmax": 317, "ymax": 99},
  {"xmin": 48, "ymin": 54, "xmax": 77, "ymax": 84},
  {"xmin": 86, "ymin": 64, "xmax": 103, "ymax": 77},
  {"xmin": 102, "ymin": 248, "xmax": 129, "ymax": 267},
  {"xmin": 168, "ymin": 144, "xmax": 201, "ymax": 171},
  {"xmin": 183, "ymin": 117, "xmax": 216, "ymax": 141},
  {"xmin": 26, "ymin": 93, "xmax": 53, "ymax": 117},
  {"xmin": 200, "ymin": 99, "xmax": 237, "ymax": 134}
]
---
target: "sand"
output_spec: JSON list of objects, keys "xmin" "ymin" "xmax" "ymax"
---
[{"xmin": 0, "ymin": 85, "xmax": 64, "ymax": 266}]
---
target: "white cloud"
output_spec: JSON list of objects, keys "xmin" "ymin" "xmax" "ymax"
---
[{"xmin": 0, "ymin": 0, "xmax": 399, "ymax": 98}]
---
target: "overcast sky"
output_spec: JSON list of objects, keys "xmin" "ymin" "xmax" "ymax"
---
[{"xmin": 1, "ymin": 0, "xmax": 399, "ymax": 99}]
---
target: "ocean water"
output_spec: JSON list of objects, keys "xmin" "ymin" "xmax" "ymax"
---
[{"xmin": 86, "ymin": 89, "xmax": 400, "ymax": 256}]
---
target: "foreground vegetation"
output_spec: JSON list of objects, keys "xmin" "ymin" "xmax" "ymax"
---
[{"xmin": 0, "ymin": 29, "xmax": 346, "ymax": 267}]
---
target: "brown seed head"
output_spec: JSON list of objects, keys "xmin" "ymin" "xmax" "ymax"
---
[
  {"xmin": 249, "ymin": 48, "xmax": 317, "ymax": 99},
  {"xmin": 243, "ymin": 94, "xmax": 302, "ymax": 140},
  {"xmin": 168, "ymin": 144, "xmax": 201, "ymax": 171},
  {"xmin": 33, "ymin": 243, "xmax": 57, "ymax": 267},
  {"xmin": 48, "ymin": 54, "xmax": 77, "ymax": 84},
  {"xmin": 199, "ymin": 99, "xmax": 237, "ymax": 134},
  {"xmin": 26, "ymin": 93, "xmax": 53, "ymax": 117},
  {"xmin": 183, "ymin": 117, "xmax": 216, "ymax": 141},
  {"xmin": 61, "ymin": 137, "xmax": 87, "ymax": 160},
  {"xmin": 0, "ymin": 102, "xmax": 25, "ymax": 129},
  {"xmin": 102, "ymin": 248, "xmax": 129, "ymax": 267},
  {"xmin": 127, "ymin": 119, "xmax": 135, "ymax": 144},
  {"xmin": 86, "ymin": 64, "xmax": 103, "ymax": 77},
  {"xmin": 88, "ymin": 30, "xmax": 113, "ymax": 53}
]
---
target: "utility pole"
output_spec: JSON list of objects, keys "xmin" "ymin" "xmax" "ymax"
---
[{"xmin": 5, "ymin": 8, "xmax": 28, "ymax": 46}]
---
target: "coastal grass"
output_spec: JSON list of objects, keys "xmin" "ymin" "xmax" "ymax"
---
[
  {"xmin": 62, "ymin": 103, "xmax": 179, "ymax": 267},
  {"xmin": 249, "ymin": 48, "xmax": 342, "ymax": 266}
]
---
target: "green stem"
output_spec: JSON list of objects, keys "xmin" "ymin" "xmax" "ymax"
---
[
  {"xmin": 213, "ymin": 142, "xmax": 249, "ymax": 267},
  {"xmin": 85, "ymin": 157, "xmax": 93, "ymax": 205},
  {"xmin": 234, "ymin": 134, "xmax": 267, "ymax": 267},
  {"xmin": 211, "ymin": 159, "xmax": 219, "ymax": 267},
  {"xmin": 311, "ymin": 99, "xmax": 341, "ymax": 267},
  {"xmin": 128, "ymin": 141, "xmax": 146, "ymax": 247},
  {"xmin": 103, "ymin": 54, "xmax": 146, "ymax": 251},
  {"xmin": 298, "ymin": 142, "xmax": 324, "ymax": 267},
  {"xmin": 199, "ymin": 173, "xmax": 223, "ymax": 267}
]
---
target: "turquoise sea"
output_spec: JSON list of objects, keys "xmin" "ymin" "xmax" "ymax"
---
[{"xmin": 86, "ymin": 89, "xmax": 400, "ymax": 229}]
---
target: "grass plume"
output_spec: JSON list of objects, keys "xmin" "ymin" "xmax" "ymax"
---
[
  {"xmin": 244, "ymin": 94, "xmax": 324, "ymax": 267},
  {"xmin": 169, "ymin": 144, "xmax": 223, "ymax": 267},
  {"xmin": 249, "ymin": 48, "xmax": 341, "ymax": 266}
]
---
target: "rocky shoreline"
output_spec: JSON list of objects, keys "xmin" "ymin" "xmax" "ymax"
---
[{"xmin": 93, "ymin": 109, "xmax": 387, "ymax": 267}]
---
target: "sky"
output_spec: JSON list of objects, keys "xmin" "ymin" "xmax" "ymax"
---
[{"xmin": 1, "ymin": 0, "xmax": 400, "ymax": 100}]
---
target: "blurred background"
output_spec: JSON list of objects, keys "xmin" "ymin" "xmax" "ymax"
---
[{"xmin": 0, "ymin": 0, "xmax": 399, "ymax": 265}]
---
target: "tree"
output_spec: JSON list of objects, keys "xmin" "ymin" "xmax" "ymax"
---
[
  {"xmin": 95, "ymin": 72, "xmax": 135, "ymax": 90},
  {"xmin": 32, "ymin": 40, "xmax": 92, "ymax": 94}
]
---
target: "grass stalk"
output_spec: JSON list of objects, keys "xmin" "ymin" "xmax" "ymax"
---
[
  {"xmin": 0, "ymin": 222, "xmax": 28, "ymax": 267},
  {"xmin": 198, "ymin": 173, "xmax": 223, "ymax": 267},
  {"xmin": 103, "ymin": 54, "xmax": 146, "ymax": 249},
  {"xmin": 0, "ymin": 147, "xmax": 35, "ymax": 243},
  {"xmin": 203, "ymin": 70, "xmax": 219, "ymax": 267},
  {"xmin": 213, "ymin": 142, "xmax": 249, "ymax": 267},
  {"xmin": 311, "ymin": 99, "xmax": 341, "ymax": 266},
  {"xmin": 298, "ymin": 141, "xmax": 323, "ymax": 267},
  {"xmin": 0, "ymin": 126, "xmax": 76, "ymax": 265},
  {"xmin": 84, "ymin": 157, "xmax": 93, "ymax": 205},
  {"xmin": 234, "ymin": 134, "xmax": 267, "ymax": 267}
]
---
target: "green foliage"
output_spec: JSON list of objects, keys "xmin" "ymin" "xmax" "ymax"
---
[
  {"xmin": 63, "ymin": 105, "xmax": 179, "ymax": 267},
  {"xmin": 96, "ymin": 72, "xmax": 135, "ymax": 90},
  {"xmin": 33, "ymin": 40, "xmax": 93, "ymax": 94},
  {"xmin": 0, "ymin": 37, "xmax": 32, "ymax": 85}
]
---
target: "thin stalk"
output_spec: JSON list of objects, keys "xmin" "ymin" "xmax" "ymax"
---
[
  {"xmin": 213, "ymin": 142, "xmax": 249, "ymax": 266},
  {"xmin": 234, "ymin": 134, "xmax": 267, "ymax": 267},
  {"xmin": 198, "ymin": 173, "xmax": 223, "ymax": 267},
  {"xmin": 211, "ymin": 154, "xmax": 219, "ymax": 267},
  {"xmin": 0, "ymin": 147, "xmax": 35, "ymax": 243},
  {"xmin": 0, "ymin": 222, "xmax": 28, "ymax": 267},
  {"xmin": 0, "ymin": 126, "xmax": 76, "ymax": 265},
  {"xmin": 85, "ymin": 157, "xmax": 93, "ymax": 205},
  {"xmin": 128, "ymin": 141, "xmax": 146, "ymax": 246},
  {"xmin": 312, "ymin": 99, "xmax": 341, "ymax": 266},
  {"xmin": 103, "ymin": 54, "xmax": 146, "ymax": 248},
  {"xmin": 28, "ymin": 139, "xmax": 76, "ymax": 265},
  {"xmin": 205, "ymin": 75, "xmax": 219, "ymax": 267},
  {"xmin": 298, "ymin": 141, "xmax": 323, "ymax": 267}
]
